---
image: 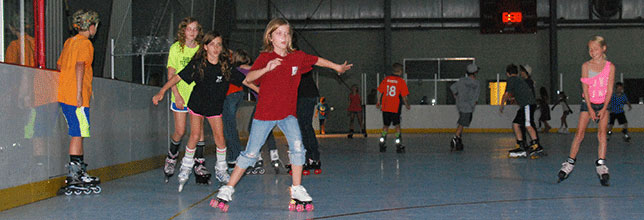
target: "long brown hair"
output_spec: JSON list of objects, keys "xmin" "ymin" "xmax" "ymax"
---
[
  {"xmin": 190, "ymin": 31, "xmax": 230, "ymax": 81},
  {"xmin": 232, "ymin": 49, "xmax": 251, "ymax": 67},
  {"xmin": 176, "ymin": 17, "xmax": 203, "ymax": 51},
  {"xmin": 261, "ymin": 18, "xmax": 295, "ymax": 53}
]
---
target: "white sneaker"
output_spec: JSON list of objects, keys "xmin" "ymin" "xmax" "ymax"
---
[{"xmin": 290, "ymin": 185, "xmax": 312, "ymax": 202}]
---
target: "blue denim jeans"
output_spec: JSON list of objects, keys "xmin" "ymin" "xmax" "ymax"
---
[
  {"xmin": 223, "ymin": 91, "xmax": 244, "ymax": 162},
  {"xmin": 236, "ymin": 115, "xmax": 306, "ymax": 168},
  {"xmin": 297, "ymin": 97, "xmax": 320, "ymax": 160},
  {"xmin": 248, "ymin": 105, "xmax": 277, "ymax": 151}
]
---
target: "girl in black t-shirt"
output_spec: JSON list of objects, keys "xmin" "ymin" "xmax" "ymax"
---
[{"xmin": 153, "ymin": 31, "xmax": 243, "ymax": 192}]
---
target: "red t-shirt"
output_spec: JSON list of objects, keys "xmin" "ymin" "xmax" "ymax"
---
[
  {"xmin": 250, "ymin": 51, "xmax": 318, "ymax": 120},
  {"xmin": 377, "ymin": 75, "xmax": 409, "ymax": 113},
  {"xmin": 348, "ymin": 93, "xmax": 362, "ymax": 112}
]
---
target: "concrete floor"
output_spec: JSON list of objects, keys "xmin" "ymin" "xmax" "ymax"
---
[{"xmin": 2, "ymin": 132, "xmax": 644, "ymax": 219}]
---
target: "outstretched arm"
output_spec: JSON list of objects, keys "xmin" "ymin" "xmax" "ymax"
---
[
  {"xmin": 153, "ymin": 74, "xmax": 182, "ymax": 105},
  {"xmin": 315, "ymin": 57, "xmax": 353, "ymax": 75}
]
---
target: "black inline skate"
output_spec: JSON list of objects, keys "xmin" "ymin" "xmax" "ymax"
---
[
  {"xmin": 450, "ymin": 136, "xmax": 463, "ymax": 152},
  {"xmin": 395, "ymin": 136, "xmax": 405, "ymax": 153},
  {"xmin": 60, "ymin": 161, "xmax": 101, "ymax": 196},
  {"xmin": 245, "ymin": 160, "xmax": 266, "ymax": 175},
  {"xmin": 379, "ymin": 135, "xmax": 387, "ymax": 152},
  {"xmin": 508, "ymin": 142, "xmax": 527, "ymax": 158},
  {"xmin": 623, "ymin": 129, "xmax": 631, "ymax": 142},
  {"xmin": 528, "ymin": 143, "xmax": 546, "ymax": 159},
  {"xmin": 270, "ymin": 159, "xmax": 283, "ymax": 174},
  {"xmin": 193, "ymin": 158, "xmax": 212, "ymax": 185},
  {"xmin": 348, "ymin": 129, "xmax": 354, "ymax": 139}
]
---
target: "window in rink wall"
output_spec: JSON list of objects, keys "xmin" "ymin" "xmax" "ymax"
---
[
  {"xmin": 403, "ymin": 58, "xmax": 475, "ymax": 105},
  {"xmin": 488, "ymin": 81, "xmax": 507, "ymax": 105},
  {"xmin": 1, "ymin": 0, "xmax": 36, "ymax": 67}
]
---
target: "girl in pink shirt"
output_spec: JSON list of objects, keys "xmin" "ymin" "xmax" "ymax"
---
[{"xmin": 558, "ymin": 36, "xmax": 615, "ymax": 186}]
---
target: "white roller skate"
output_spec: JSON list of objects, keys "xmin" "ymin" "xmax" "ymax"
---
[
  {"xmin": 163, "ymin": 155, "xmax": 177, "ymax": 183},
  {"xmin": 596, "ymin": 159, "xmax": 610, "ymax": 187},
  {"xmin": 289, "ymin": 185, "xmax": 314, "ymax": 212},
  {"xmin": 557, "ymin": 158, "xmax": 575, "ymax": 183},
  {"xmin": 210, "ymin": 185, "xmax": 234, "ymax": 212},
  {"xmin": 177, "ymin": 157, "xmax": 194, "ymax": 192},
  {"xmin": 193, "ymin": 158, "xmax": 212, "ymax": 185}
]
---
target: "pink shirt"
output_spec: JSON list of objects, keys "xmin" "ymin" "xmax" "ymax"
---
[{"xmin": 580, "ymin": 61, "xmax": 611, "ymax": 104}]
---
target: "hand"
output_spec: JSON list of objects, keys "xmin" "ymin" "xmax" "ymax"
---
[
  {"xmin": 265, "ymin": 58, "xmax": 282, "ymax": 72},
  {"xmin": 335, "ymin": 61, "xmax": 353, "ymax": 75},
  {"xmin": 628, "ymin": 106, "xmax": 632, "ymax": 111},
  {"xmin": 550, "ymin": 106, "xmax": 555, "ymax": 111},
  {"xmin": 175, "ymin": 96, "xmax": 185, "ymax": 110},
  {"xmin": 597, "ymin": 108, "xmax": 608, "ymax": 120},
  {"xmin": 152, "ymin": 93, "xmax": 164, "ymax": 106},
  {"xmin": 405, "ymin": 104, "xmax": 411, "ymax": 110},
  {"xmin": 499, "ymin": 107, "xmax": 504, "ymax": 113},
  {"xmin": 76, "ymin": 94, "xmax": 82, "ymax": 108},
  {"xmin": 376, "ymin": 103, "xmax": 381, "ymax": 109},
  {"xmin": 588, "ymin": 109, "xmax": 597, "ymax": 121}
]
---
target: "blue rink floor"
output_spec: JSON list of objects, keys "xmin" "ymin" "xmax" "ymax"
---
[{"xmin": 2, "ymin": 132, "xmax": 644, "ymax": 219}]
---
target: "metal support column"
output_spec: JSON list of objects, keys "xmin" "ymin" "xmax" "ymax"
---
[
  {"xmin": 383, "ymin": 0, "xmax": 392, "ymax": 74},
  {"xmin": 549, "ymin": 0, "xmax": 558, "ymax": 102}
]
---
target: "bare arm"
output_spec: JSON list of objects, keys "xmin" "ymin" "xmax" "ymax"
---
[
  {"xmin": 153, "ymin": 74, "xmax": 183, "ymax": 105},
  {"xmin": 580, "ymin": 63, "xmax": 596, "ymax": 119},
  {"xmin": 499, "ymin": 92, "xmax": 510, "ymax": 113},
  {"xmin": 402, "ymin": 96, "xmax": 410, "ymax": 110},
  {"xmin": 598, "ymin": 64, "xmax": 615, "ymax": 119},
  {"xmin": 245, "ymin": 58, "xmax": 282, "ymax": 83},
  {"xmin": 314, "ymin": 57, "xmax": 353, "ymax": 75},
  {"xmin": 376, "ymin": 92, "xmax": 382, "ymax": 109},
  {"xmin": 167, "ymin": 67, "xmax": 185, "ymax": 107},
  {"xmin": 242, "ymin": 78, "xmax": 260, "ymax": 93},
  {"xmin": 75, "ymin": 62, "xmax": 85, "ymax": 107}
]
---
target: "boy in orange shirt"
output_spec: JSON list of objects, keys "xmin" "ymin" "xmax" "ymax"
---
[
  {"xmin": 57, "ymin": 9, "xmax": 101, "ymax": 195},
  {"xmin": 377, "ymin": 63, "xmax": 410, "ymax": 153}
]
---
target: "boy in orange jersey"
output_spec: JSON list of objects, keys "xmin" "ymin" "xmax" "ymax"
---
[
  {"xmin": 376, "ymin": 63, "xmax": 410, "ymax": 153},
  {"xmin": 57, "ymin": 9, "xmax": 102, "ymax": 195}
]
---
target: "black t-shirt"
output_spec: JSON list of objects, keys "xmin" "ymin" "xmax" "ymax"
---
[
  {"xmin": 178, "ymin": 59, "xmax": 243, "ymax": 116},
  {"xmin": 297, "ymin": 71, "xmax": 319, "ymax": 98}
]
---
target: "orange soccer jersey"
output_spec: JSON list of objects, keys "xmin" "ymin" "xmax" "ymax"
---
[
  {"xmin": 377, "ymin": 75, "xmax": 409, "ymax": 113},
  {"xmin": 57, "ymin": 34, "xmax": 94, "ymax": 107}
]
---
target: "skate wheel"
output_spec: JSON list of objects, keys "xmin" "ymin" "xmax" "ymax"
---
[
  {"xmin": 83, "ymin": 189, "xmax": 91, "ymax": 195},
  {"xmin": 258, "ymin": 169, "xmax": 266, "ymax": 175},
  {"xmin": 303, "ymin": 170, "xmax": 310, "ymax": 176},
  {"xmin": 74, "ymin": 190, "xmax": 82, "ymax": 195},
  {"xmin": 221, "ymin": 204, "xmax": 229, "ymax": 212},
  {"xmin": 288, "ymin": 170, "xmax": 293, "ymax": 176},
  {"xmin": 296, "ymin": 204, "xmax": 304, "ymax": 212},
  {"xmin": 305, "ymin": 204, "xmax": 314, "ymax": 212},
  {"xmin": 251, "ymin": 169, "xmax": 258, "ymax": 175},
  {"xmin": 92, "ymin": 186, "xmax": 102, "ymax": 194},
  {"xmin": 288, "ymin": 202, "xmax": 296, "ymax": 211},
  {"xmin": 314, "ymin": 169, "xmax": 322, "ymax": 175},
  {"xmin": 64, "ymin": 189, "xmax": 73, "ymax": 196}
]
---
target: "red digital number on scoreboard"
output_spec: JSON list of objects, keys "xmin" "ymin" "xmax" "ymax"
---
[{"xmin": 502, "ymin": 12, "xmax": 523, "ymax": 23}]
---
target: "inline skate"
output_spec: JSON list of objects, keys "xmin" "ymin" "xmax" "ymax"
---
[
  {"xmin": 60, "ymin": 161, "xmax": 101, "ymax": 195},
  {"xmin": 193, "ymin": 158, "xmax": 211, "ymax": 185}
]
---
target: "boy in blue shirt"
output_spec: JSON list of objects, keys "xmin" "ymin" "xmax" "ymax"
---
[{"xmin": 607, "ymin": 82, "xmax": 632, "ymax": 142}]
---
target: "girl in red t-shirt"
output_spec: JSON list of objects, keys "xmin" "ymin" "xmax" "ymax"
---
[
  {"xmin": 347, "ymin": 85, "xmax": 366, "ymax": 138},
  {"xmin": 211, "ymin": 18, "xmax": 352, "ymax": 212}
]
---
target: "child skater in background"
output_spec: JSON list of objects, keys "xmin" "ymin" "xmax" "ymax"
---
[
  {"xmin": 377, "ymin": 63, "xmax": 411, "ymax": 153},
  {"xmin": 153, "ymin": 32, "xmax": 241, "ymax": 191},
  {"xmin": 537, "ymin": 87, "xmax": 552, "ymax": 133},
  {"xmin": 211, "ymin": 18, "xmax": 352, "ymax": 212},
  {"xmin": 315, "ymin": 97, "xmax": 329, "ymax": 135},
  {"xmin": 347, "ymin": 84, "xmax": 366, "ymax": 138},
  {"xmin": 163, "ymin": 17, "xmax": 208, "ymax": 184},
  {"xmin": 607, "ymin": 82, "xmax": 632, "ymax": 142},
  {"xmin": 551, "ymin": 91, "xmax": 572, "ymax": 134},
  {"xmin": 557, "ymin": 36, "xmax": 615, "ymax": 186}
]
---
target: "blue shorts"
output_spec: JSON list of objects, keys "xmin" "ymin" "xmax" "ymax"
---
[
  {"xmin": 60, "ymin": 103, "xmax": 90, "ymax": 137},
  {"xmin": 170, "ymin": 102, "xmax": 188, "ymax": 113}
]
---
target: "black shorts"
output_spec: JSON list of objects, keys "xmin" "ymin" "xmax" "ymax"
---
[
  {"xmin": 319, "ymin": 119, "xmax": 326, "ymax": 125},
  {"xmin": 609, "ymin": 112, "xmax": 627, "ymax": 125},
  {"xmin": 382, "ymin": 111, "xmax": 401, "ymax": 126},
  {"xmin": 513, "ymin": 104, "xmax": 536, "ymax": 127},
  {"xmin": 457, "ymin": 112, "xmax": 473, "ymax": 127}
]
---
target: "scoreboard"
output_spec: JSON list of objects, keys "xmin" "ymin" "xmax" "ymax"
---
[{"xmin": 480, "ymin": 0, "xmax": 537, "ymax": 34}]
